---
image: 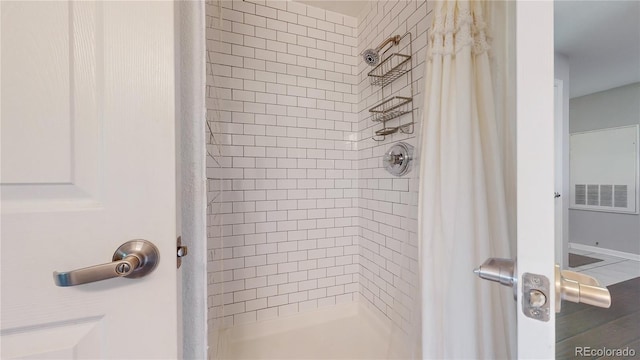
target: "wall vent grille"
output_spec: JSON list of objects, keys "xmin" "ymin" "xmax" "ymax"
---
[
  {"xmin": 575, "ymin": 184, "xmax": 586, "ymax": 205},
  {"xmin": 600, "ymin": 185, "xmax": 613, "ymax": 207},
  {"xmin": 574, "ymin": 184, "xmax": 630, "ymax": 209},
  {"xmin": 614, "ymin": 185, "xmax": 628, "ymax": 208},
  {"xmin": 587, "ymin": 184, "xmax": 599, "ymax": 205}
]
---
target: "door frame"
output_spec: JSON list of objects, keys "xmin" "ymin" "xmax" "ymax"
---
[
  {"xmin": 554, "ymin": 79, "xmax": 568, "ymax": 270},
  {"xmin": 176, "ymin": 1, "xmax": 208, "ymax": 359}
]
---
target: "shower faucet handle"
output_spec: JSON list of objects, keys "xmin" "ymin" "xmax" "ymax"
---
[
  {"xmin": 383, "ymin": 153, "xmax": 404, "ymax": 165},
  {"xmin": 383, "ymin": 142, "xmax": 413, "ymax": 177}
]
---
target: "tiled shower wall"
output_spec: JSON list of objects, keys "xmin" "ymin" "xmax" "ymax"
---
[
  {"xmin": 206, "ymin": 0, "xmax": 360, "ymax": 329},
  {"xmin": 207, "ymin": 0, "xmax": 432, "ymax": 334},
  {"xmin": 356, "ymin": 0, "xmax": 430, "ymax": 327}
]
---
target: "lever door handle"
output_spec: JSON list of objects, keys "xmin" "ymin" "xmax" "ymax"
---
[
  {"xmin": 555, "ymin": 265, "xmax": 611, "ymax": 311},
  {"xmin": 53, "ymin": 239, "xmax": 160, "ymax": 286}
]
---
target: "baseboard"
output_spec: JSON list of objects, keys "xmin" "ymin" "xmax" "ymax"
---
[{"xmin": 569, "ymin": 242, "xmax": 640, "ymax": 261}]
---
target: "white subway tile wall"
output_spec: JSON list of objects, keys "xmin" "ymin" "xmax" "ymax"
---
[
  {"xmin": 206, "ymin": 3, "xmax": 225, "ymax": 356},
  {"xmin": 356, "ymin": 1, "xmax": 429, "ymax": 330},
  {"xmin": 207, "ymin": 0, "xmax": 360, "ymax": 329},
  {"xmin": 207, "ymin": 0, "xmax": 431, "ymax": 334}
]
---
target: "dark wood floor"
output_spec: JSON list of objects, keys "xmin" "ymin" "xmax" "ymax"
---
[
  {"xmin": 556, "ymin": 277, "xmax": 640, "ymax": 359},
  {"xmin": 568, "ymin": 253, "xmax": 604, "ymax": 268}
]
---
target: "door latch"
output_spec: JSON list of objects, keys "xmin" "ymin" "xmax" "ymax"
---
[
  {"xmin": 474, "ymin": 258, "xmax": 551, "ymax": 321},
  {"xmin": 521, "ymin": 272, "xmax": 551, "ymax": 321},
  {"xmin": 475, "ymin": 258, "xmax": 612, "ymax": 322},
  {"xmin": 177, "ymin": 236, "xmax": 188, "ymax": 269}
]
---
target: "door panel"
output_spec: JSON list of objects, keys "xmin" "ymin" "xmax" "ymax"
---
[
  {"xmin": 2, "ymin": 1, "xmax": 74, "ymax": 184},
  {"xmin": 2, "ymin": 1, "xmax": 101, "ymax": 210},
  {"xmin": 1, "ymin": 1, "xmax": 178, "ymax": 358},
  {"xmin": 2, "ymin": 317, "xmax": 103, "ymax": 359}
]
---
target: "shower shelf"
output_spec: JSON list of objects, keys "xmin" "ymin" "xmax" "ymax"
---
[
  {"xmin": 374, "ymin": 121, "xmax": 415, "ymax": 137},
  {"xmin": 375, "ymin": 126, "xmax": 399, "ymax": 136},
  {"xmin": 369, "ymin": 96, "xmax": 413, "ymax": 123},
  {"xmin": 368, "ymin": 53, "xmax": 412, "ymax": 87},
  {"xmin": 369, "ymin": 31, "xmax": 414, "ymax": 142}
]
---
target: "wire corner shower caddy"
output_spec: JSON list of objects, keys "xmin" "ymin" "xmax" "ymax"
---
[{"xmin": 367, "ymin": 32, "xmax": 415, "ymax": 141}]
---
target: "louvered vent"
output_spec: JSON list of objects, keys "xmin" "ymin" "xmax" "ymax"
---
[
  {"xmin": 575, "ymin": 185, "xmax": 586, "ymax": 205},
  {"xmin": 587, "ymin": 184, "xmax": 599, "ymax": 205},
  {"xmin": 574, "ymin": 184, "xmax": 630, "ymax": 210},
  {"xmin": 600, "ymin": 185, "xmax": 613, "ymax": 207},
  {"xmin": 614, "ymin": 185, "xmax": 628, "ymax": 208}
]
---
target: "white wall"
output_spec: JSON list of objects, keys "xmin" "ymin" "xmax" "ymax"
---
[
  {"xmin": 568, "ymin": 82, "xmax": 640, "ymax": 255},
  {"xmin": 356, "ymin": 0, "xmax": 430, "ymax": 327}
]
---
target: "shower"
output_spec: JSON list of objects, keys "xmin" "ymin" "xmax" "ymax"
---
[
  {"xmin": 362, "ymin": 35, "xmax": 401, "ymax": 66},
  {"xmin": 206, "ymin": 1, "xmax": 429, "ymax": 358}
]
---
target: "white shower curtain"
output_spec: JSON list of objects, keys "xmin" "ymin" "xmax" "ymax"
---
[{"xmin": 419, "ymin": 0, "xmax": 516, "ymax": 358}]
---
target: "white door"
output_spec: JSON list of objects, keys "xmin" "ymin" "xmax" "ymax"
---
[
  {"xmin": 510, "ymin": 1, "xmax": 613, "ymax": 358},
  {"xmin": 1, "ymin": 1, "xmax": 179, "ymax": 358},
  {"xmin": 515, "ymin": 1, "xmax": 556, "ymax": 358}
]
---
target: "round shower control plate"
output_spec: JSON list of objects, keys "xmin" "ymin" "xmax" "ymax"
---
[{"xmin": 383, "ymin": 142, "xmax": 414, "ymax": 177}]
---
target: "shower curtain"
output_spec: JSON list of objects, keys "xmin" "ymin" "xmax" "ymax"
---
[{"xmin": 419, "ymin": 0, "xmax": 516, "ymax": 358}]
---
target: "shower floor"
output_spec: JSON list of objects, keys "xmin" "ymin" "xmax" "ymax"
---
[{"xmin": 216, "ymin": 302, "xmax": 402, "ymax": 359}]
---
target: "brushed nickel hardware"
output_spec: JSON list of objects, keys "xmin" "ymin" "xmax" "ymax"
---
[
  {"xmin": 473, "ymin": 258, "xmax": 517, "ymax": 299},
  {"xmin": 554, "ymin": 264, "xmax": 611, "ymax": 311},
  {"xmin": 368, "ymin": 32, "xmax": 415, "ymax": 141},
  {"xmin": 177, "ymin": 236, "xmax": 188, "ymax": 269},
  {"xmin": 529, "ymin": 289, "xmax": 547, "ymax": 307},
  {"xmin": 383, "ymin": 142, "xmax": 414, "ymax": 177},
  {"xmin": 53, "ymin": 239, "xmax": 160, "ymax": 286},
  {"xmin": 522, "ymin": 273, "xmax": 551, "ymax": 321},
  {"xmin": 475, "ymin": 258, "xmax": 612, "ymax": 322},
  {"xmin": 368, "ymin": 54, "xmax": 411, "ymax": 86},
  {"xmin": 369, "ymin": 96, "xmax": 413, "ymax": 123},
  {"xmin": 361, "ymin": 35, "xmax": 401, "ymax": 67}
]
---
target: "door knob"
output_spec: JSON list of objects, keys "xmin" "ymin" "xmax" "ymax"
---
[
  {"xmin": 555, "ymin": 264, "xmax": 611, "ymax": 311},
  {"xmin": 474, "ymin": 258, "xmax": 612, "ymax": 317},
  {"xmin": 53, "ymin": 239, "xmax": 160, "ymax": 286}
]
